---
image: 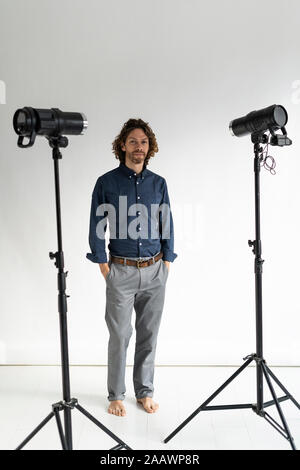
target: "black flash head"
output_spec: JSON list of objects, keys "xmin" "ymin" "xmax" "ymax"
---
[
  {"xmin": 13, "ymin": 107, "xmax": 88, "ymax": 148},
  {"xmin": 229, "ymin": 104, "xmax": 287, "ymax": 137},
  {"xmin": 229, "ymin": 104, "xmax": 292, "ymax": 147}
]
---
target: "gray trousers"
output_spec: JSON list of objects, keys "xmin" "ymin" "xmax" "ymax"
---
[{"xmin": 104, "ymin": 253, "xmax": 169, "ymax": 401}]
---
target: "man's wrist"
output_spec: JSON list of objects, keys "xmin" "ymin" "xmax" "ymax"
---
[
  {"xmin": 99, "ymin": 262, "xmax": 109, "ymax": 273},
  {"xmin": 163, "ymin": 260, "xmax": 170, "ymax": 270}
]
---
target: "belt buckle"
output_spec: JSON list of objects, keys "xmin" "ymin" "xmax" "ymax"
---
[{"xmin": 136, "ymin": 257, "xmax": 143, "ymax": 269}]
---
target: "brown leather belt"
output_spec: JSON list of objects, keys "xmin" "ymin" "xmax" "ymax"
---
[{"xmin": 110, "ymin": 252, "xmax": 163, "ymax": 268}]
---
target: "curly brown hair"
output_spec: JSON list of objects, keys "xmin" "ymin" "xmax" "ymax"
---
[{"xmin": 112, "ymin": 118, "xmax": 159, "ymax": 167}]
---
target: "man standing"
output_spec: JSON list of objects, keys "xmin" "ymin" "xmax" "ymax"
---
[{"xmin": 87, "ymin": 118, "xmax": 177, "ymax": 417}]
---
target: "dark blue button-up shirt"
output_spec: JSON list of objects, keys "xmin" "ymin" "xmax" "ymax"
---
[{"xmin": 86, "ymin": 162, "xmax": 177, "ymax": 263}]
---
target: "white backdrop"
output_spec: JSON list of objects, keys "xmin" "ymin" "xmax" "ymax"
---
[{"xmin": 0, "ymin": 0, "xmax": 300, "ymax": 366}]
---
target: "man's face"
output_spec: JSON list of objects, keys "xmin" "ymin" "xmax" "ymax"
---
[{"xmin": 121, "ymin": 128, "xmax": 149, "ymax": 166}]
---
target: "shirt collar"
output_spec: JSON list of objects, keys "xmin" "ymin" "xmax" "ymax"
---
[{"xmin": 119, "ymin": 162, "xmax": 148, "ymax": 178}]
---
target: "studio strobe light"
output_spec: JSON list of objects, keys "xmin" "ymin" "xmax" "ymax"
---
[
  {"xmin": 13, "ymin": 106, "xmax": 132, "ymax": 451},
  {"xmin": 164, "ymin": 104, "xmax": 300, "ymax": 450},
  {"xmin": 13, "ymin": 107, "xmax": 88, "ymax": 147},
  {"xmin": 229, "ymin": 104, "xmax": 292, "ymax": 147},
  {"xmin": 229, "ymin": 104, "xmax": 287, "ymax": 137}
]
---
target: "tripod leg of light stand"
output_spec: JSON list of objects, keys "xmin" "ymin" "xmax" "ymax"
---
[
  {"xmin": 58, "ymin": 304, "xmax": 73, "ymax": 450},
  {"xmin": 261, "ymin": 362, "xmax": 296, "ymax": 450},
  {"xmin": 16, "ymin": 411, "xmax": 55, "ymax": 450},
  {"xmin": 164, "ymin": 355, "xmax": 254, "ymax": 443},
  {"xmin": 263, "ymin": 364, "xmax": 300, "ymax": 411},
  {"xmin": 53, "ymin": 408, "xmax": 68, "ymax": 450},
  {"xmin": 74, "ymin": 403, "xmax": 132, "ymax": 450}
]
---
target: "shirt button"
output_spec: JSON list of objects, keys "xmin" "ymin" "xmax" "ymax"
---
[
  {"xmin": 129, "ymin": 176, "xmax": 132, "ymax": 179},
  {"xmin": 137, "ymin": 211, "xmax": 140, "ymax": 215},
  {"xmin": 136, "ymin": 182, "xmax": 139, "ymax": 184},
  {"xmin": 137, "ymin": 196, "xmax": 140, "ymax": 199},
  {"xmin": 134, "ymin": 173, "xmax": 136, "ymax": 175},
  {"xmin": 138, "ymin": 227, "xmax": 141, "ymax": 231},
  {"xmin": 139, "ymin": 242, "xmax": 142, "ymax": 246}
]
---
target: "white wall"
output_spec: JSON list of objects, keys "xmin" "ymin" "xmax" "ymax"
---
[{"xmin": 0, "ymin": 0, "xmax": 300, "ymax": 366}]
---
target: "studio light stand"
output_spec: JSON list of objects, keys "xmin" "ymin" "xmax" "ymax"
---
[
  {"xmin": 16, "ymin": 136, "xmax": 132, "ymax": 450},
  {"xmin": 164, "ymin": 131, "xmax": 300, "ymax": 450}
]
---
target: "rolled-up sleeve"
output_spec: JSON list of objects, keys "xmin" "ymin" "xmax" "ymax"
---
[
  {"xmin": 159, "ymin": 179, "xmax": 178, "ymax": 262},
  {"xmin": 86, "ymin": 178, "xmax": 108, "ymax": 263}
]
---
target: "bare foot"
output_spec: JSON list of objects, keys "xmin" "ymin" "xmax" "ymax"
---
[
  {"xmin": 136, "ymin": 397, "xmax": 159, "ymax": 413},
  {"xmin": 108, "ymin": 400, "xmax": 126, "ymax": 417}
]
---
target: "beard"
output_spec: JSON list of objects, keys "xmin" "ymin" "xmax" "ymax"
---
[{"xmin": 128, "ymin": 152, "xmax": 146, "ymax": 165}]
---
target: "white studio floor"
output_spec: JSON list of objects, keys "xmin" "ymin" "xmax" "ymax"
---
[{"xmin": 0, "ymin": 365, "xmax": 299, "ymax": 450}]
